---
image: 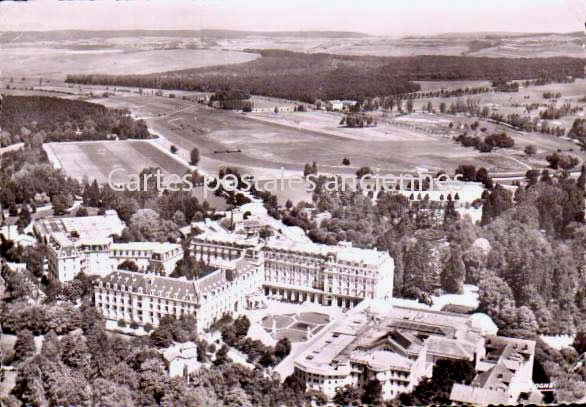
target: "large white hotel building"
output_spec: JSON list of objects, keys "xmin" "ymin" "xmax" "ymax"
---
[
  {"xmin": 190, "ymin": 229, "xmax": 395, "ymax": 308},
  {"xmin": 94, "ymin": 255, "xmax": 264, "ymax": 334}
]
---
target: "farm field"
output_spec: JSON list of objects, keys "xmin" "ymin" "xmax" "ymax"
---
[
  {"xmin": 44, "ymin": 140, "xmax": 189, "ymax": 184},
  {"xmin": 0, "ymin": 48, "xmax": 259, "ymax": 80}
]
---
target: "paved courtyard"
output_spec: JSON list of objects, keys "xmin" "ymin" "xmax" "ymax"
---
[
  {"xmin": 261, "ymin": 311, "xmax": 331, "ymax": 342},
  {"xmin": 241, "ymin": 299, "xmax": 347, "ymax": 379}
]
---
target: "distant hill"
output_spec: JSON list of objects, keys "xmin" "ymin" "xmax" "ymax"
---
[
  {"xmin": 0, "ymin": 29, "xmax": 370, "ymax": 43},
  {"xmin": 404, "ymin": 31, "xmax": 584, "ymax": 40}
]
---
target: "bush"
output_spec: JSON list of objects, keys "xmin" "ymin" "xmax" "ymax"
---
[
  {"xmin": 117, "ymin": 320, "xmax": 127, "ymax": 328},
  {"xmin": 524, "ymin": 145, "xmax": 537, "ymax": 155}
]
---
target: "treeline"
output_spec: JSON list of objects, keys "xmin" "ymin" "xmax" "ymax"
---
[
  {"xmin": 66, "ymin": 70, "xmax": 420, "ymax": 105},
  {"xmin": 539, "ymin": 104, "xmax": 582, "ymax": 120},
  {"xmin": 404, "ymin": 86, "xmax": 492, "ymax": 100},
  {"xmin": 339, "ymin": 113, "xmax": 377, "ymax": 128},
  {"xmin": 67, "ymin": 52, "xmax": 584, "ymax": 104},
  {"xmin": 0, "ymin": 95, "xmax": 150, "ymax": 147},
  {"xmin": 454, "ymin": 131, "xmax": 514, "ymax": 152}
]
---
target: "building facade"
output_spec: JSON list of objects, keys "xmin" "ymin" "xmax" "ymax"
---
[
  {"xmin": 262, "ymin": 240, "xmax": 394, "ymax": 308},
  {"xmin": 110, "ymin": 242, "xmax": 183, "ymax": 275},
  {"xmin": 36, "ymin": 211, "xmax": 184, "ymax": 282},
  {"xmin": 94, "ymin": 254, "xmax": 264, "ymax": 334},
  {"xmin": 190, "ymin": 231, "xmax": 394, "ymax": 308}
]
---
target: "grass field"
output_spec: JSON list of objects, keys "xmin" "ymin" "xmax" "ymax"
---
[
  {"xmin": 87, "ymin": 92, "xmax": 576, "ymax": 178},
  {"xmin": 0, "ymin": 48, "xmax": 259, "ymax": 80},
  {"xmin": 45, "ymin": 140, "xmax": 189, "ymax": 184}
]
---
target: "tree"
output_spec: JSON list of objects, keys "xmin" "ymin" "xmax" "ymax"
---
[
  {"xmin": 284, "ymin": 373, "xmax": 306, "ymax": 394},
  {"xmin": 524, "ymin": 144, "xmax": 537, "ymax": 155},
  {"xmin": 119, "ymin": 260, "xmax": 139, "ymax": 272},
  {"xmin": 190, "ymin": 148, "xmax": 200, "ymax": 166},
  {"xmin": 477, "ymin": 275, "xmax": 517, "ymax": 328},
  {"xmin": 481, "ymin": 184, "xmax": 513, "ymax": 225},
  {"xmin": 233, "ymin": 315, "xmax": 251, "ymax": 337},
  {"xmin": 514, "ymin": 306, "xmax": 539, "ymax": 333},
  {"xmin": 404, "ymin": 359, "xmax": 476, "ymax": 405},
  {"xmin": 40, "ymin": 330, "xmax": 61, "ymax": 361},
  {"xmin": 170, "ymin": 145, "xmax": 178, "ymax": 154},
  {"xmin": 76, "ymin": 207, "xmax": 89, "ymax": 217},
  {"xmin": 259, "ymin": 349, "xmax": 275, "ymax": 367},
  {"xmin": 14, "ymin": 329, "xmax": 36, "ymax": 361},
  {"xmin": 577, "ymin": 165, "xmax": 586, "ymax": 191},
  {"xmin": 441, "ymin": 244, "xmax": 466, "ymax": 294},
  {"xmin": 574, "ymin": 325, "xmax": 586, "ymax": 354},
  {"xmin": 362, "ymin": 379, "xmax": 383, "ymax": 405},
  {"xmin": 274, "ymin": 337, "xmax": 291, "ymax": 359},
  {"xmin": 333, "ymin": 385, "xmax": 363, "ymax": 406},
  {"xmin": 52, "ymin": 194, "xmax": 70, "ymax": 216},
  {"xmin": 355, "ymin": 166, "xmax": 372, "ymax": 179},
  {"xmin": 342, "ymin": 157, "xmax": 351, "ymax": 166},
  {"xmin": 214, "ymin": 345, "xmax": 229, "ymax": 366}
]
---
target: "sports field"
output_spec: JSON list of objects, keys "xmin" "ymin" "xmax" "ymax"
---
[{"xmin": 44, "ymin": 140, "xmax": 189, "ymax": 184}]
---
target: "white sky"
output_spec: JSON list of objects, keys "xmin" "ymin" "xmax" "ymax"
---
[{"xmin": 0, "ymin": 0, "xmax": 584, "ymax": 36}]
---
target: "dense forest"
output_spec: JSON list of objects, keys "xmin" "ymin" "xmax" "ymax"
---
[
  {"xmin": 66, "ymin": 51, "xmax": 585, "ymax": 103},
  {"xmin": 0, "ymin": 96, "xmax": 150, "ymax": 147}
]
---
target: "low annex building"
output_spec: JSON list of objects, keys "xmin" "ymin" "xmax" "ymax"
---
[
  {"xmin": 190, "ymin": 230, "xmax": 394, "ymax": 308},
  {"xmin": 293, "ymin": 300, "xmax": 535, "ymax": 404},
  {"xmin": 94, "ymin": 256, "xmax": 264, "ymax": 334},
  {"xmin": 110, "ymin": 242, "xmax": 183, "ymax": 275},
  {"xmin": 161, "ymin": 341, "xmax": 201, "ymax": 378}
]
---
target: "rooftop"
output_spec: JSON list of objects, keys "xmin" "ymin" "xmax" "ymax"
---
[
  {"xmin": 97, "ymin": 258, "xmax": 260, "ymax": 302},
  {"xmin": 111, "ymin": 241, "xmax": 182, "ymax": 253},
  {"xmin": 264, "ymin": 238, "xmax": 389, "ymax": 267},
  {"xmin": 35, "ymin": 210, "xmax": 125, "ymax": 242},
  {"xmin": 296, "ymin": 300, "xmax": 498, "ymax": 377}
]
